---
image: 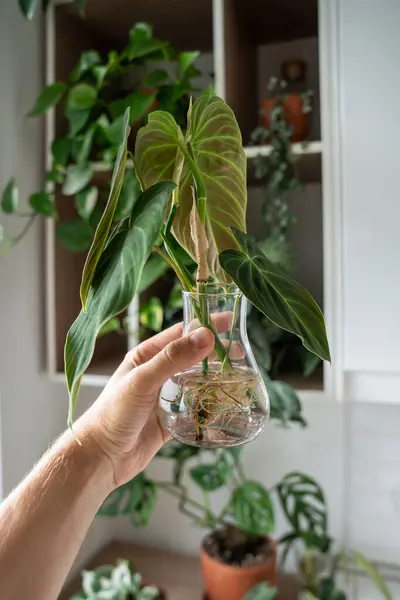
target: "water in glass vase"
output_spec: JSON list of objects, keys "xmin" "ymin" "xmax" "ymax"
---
[{"xmin": 159, "ymin": 284, "xmax": 270, "ymax": 448}]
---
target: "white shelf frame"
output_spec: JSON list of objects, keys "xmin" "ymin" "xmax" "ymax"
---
[{"xmin": 44, "ymin": 0, "xmax": 343, "ymax": 404}]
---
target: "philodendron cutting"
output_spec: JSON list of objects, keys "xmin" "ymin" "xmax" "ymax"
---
[{"xmin": 65, "ymin": 95, "xmax": 330, "ymax": 447}]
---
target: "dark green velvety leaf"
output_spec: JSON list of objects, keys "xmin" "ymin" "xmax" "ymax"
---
[
  {"xmin": 51, "ymin": 137, "xmax": 71, "ymax": 167},
  {"xmin": 179, "ymin": 51, "xmax": 200, "ymax": 75},
  {"xmin": 67, "ymin": 83, "xmax": 97, "ymax": 110},
  {"xmin": 113, "ymin": 169, "xmax": 141, "ymax": 222},
  {"xmin": 266, "ymin": 380, "xmax": 306, "ymax": 428},
  {"xmin": 75, "ymin": 187, "xmax": 98, "ymax": 221},
  {"xmin": 70, "ymin": 50, "xmax": 101, "ymax": 83},
  {"xmin": 139, "ymin": 297, "xmax": 163, "ymax": 332},
  {"xmin": 80, "ymin": 108, "xmax": 130, "ymax": 310},
  {"xmin": 1, "ymin": 179, "xmax": 19, "ymax": 214},
  {"xmin": 137, "ymin": 254, "xmax": 169, "ymax": 294},
  {"xmin": 277, "ymin": 471, "xmax": 328, "ymax": 546},
  {"xmin": 19, "ymin": 0, "xmax": 37, "ymax": 19},
  {"xmin": 28, "ymin": 82, "xmax": 66, "ymax": 116},
  {"xmin": 62, "ymin": 163, "xmax": 93, "ymax": 196},
  {"xmin": 66, "ymin": 107, "xmax": 91, "ymax": 136},
  {"xmin": 65, "ymin": 181, "xmax": 174, "ymax": 426},
  {"xmin": 219, "ymin": 229, "xmax": 331, "ymax": 362},
  {"xmin": 243, "ymin": 583, "xmax": 278, "ymax": 600},
  {"xmin": 29, "ymin": 191, "xmax": 56, "ymax": 217},
  {"xmin": 232, "ymin": 481, "xmax": 274, "ymax": 536},
  {"xmin": 56, "ymin": 220, "xmax": 93, "ymax": 253}
]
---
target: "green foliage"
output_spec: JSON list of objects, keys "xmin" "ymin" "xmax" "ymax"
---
[
  {"xmin": 220, "ymin": 229, "xmax": 331, "ymax": 362},
  {"xmin": 29, "ymin": 191, "xmax": 55, "ymax": 217},
  {"xmin": 139, "ymin": 297, "xmax": 163, "ymax": 333},
  {"xmin": 243, "ymin": 583, "xmax": 278, "ymax": 600},
  {"xmin": 99, "ymin": 474, "xmax": 157, "ymax": 527},
  {"xmin": 1, "ymin": 179, "xmax": 19, "ymax": 214},
  {"xmin": 56, "ymin": 220, "xmax": 94, "ymax": 252},
  {"xmin": 70, "ymin": 559, "xmax": 163, "ymax": 600},
  {"xmin": 351, "ymin": 551, "xmax": 392, "ymax": 600},
  {"xmin": 135, "ymin": 95, "xmax": 247, "ymax": 279},
  {"xmin": 232, "ymin": 481, "xmax": 275, "ymax": 536},
  {"xmin": 28, "ymin": 82, "xmax": 66, "ymax": 116},
  {"xmin": 190, "ymin": 452, "xmax": 232, "ymax": 492}
]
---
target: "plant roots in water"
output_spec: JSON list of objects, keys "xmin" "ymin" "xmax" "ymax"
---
[{"xmin": 161, "ymin": 365, "xmax": 267, "ymax": 448}]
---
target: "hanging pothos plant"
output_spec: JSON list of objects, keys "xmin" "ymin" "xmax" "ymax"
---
[{"xmin": 65, "ymin": 95, "xmax": 330, "ymax": 429}]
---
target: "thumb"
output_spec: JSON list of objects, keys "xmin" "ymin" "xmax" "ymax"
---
[{"xmin": 131, "ymin": 327, "xmax": 214, "ymax": 392}]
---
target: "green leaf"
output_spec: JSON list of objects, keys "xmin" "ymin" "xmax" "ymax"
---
[
  {"xmin": 137, "ymin": 254, "xmax": 170, "ymax": 294},
  {"xmin": 109, "ymin": 92, "xmax": 157, "ymax": 124},
  {"xmin": 75, "ymin": 187, "xmax": 98, "ymax": 221},
  {"xmin": 140, "ymin": 297, "xmax": 163, "ymax": 332},
  {"xmin": 19, "ymin": 0, "xmax": 37, "ymax": 19},
  {"xmin": 29, "ymin": 191, "xmax": 55, "ymax": 217},
  {"xmin": 57, "ymin": 220, "xmax": 93, "ymax": 252},
  {"xmin": 98, "ymin": 317, "xmax": 122, "ymax": 338},
  {"xmin": 144, "ymin": 69, "xmax": 169, "ymax": 87},
  {"xmin": 67, "ymin": 83, "xmax": 97, "ymax": 110},
  {"xmin": 66, "ymin": 107, "xmax": 91, "ymax": 136},
  {"xmin": 99, "ymin": 473, "xmax": 149, "ymax": 517},
  {"xmin": 351, "ymin": 551, "xmax": 392, "ymax": 600},
  {"xmin": 77, "ymin": 127, "xmax": 95, "ymax": 163},
  {"xmin": 51, "ymin": 137, "xmax": 71, "ymax": 167},
  {"xmin": 65, "ymin": 181, "xmax": 174, "ymax": 426},
  {"xmin": 113, "ymin": 169, "xmax": 142, "ymax": 222},
  {"xmin": 243, "ymin": 583, "xmax": 278, "ymax": 600},
  {"xmin": 156, "ymin": 441, "xmax": 200, "ymax": 486},
  {"xmin": 219, "ymin": 229, "xmax": 331, "ymax": 362},
  {"xmin": 266, "ymin": 380, "xmax": 306, "ymax": 427},
  {"xmin": 232, "ymin": 481, "xmax": 274, "ymax": 535},
  {"xmin": 70, "ymin": 50, "xmax": 101, "ymax": 82},
  {"xmin": 28, "ymin": 82, "xmax": 66, "ymax": 116},
  {"xmin": 80, "ymin": 108, "xmax": 130, "ymax": 311},
  {"xmin": 1, "ymin": 179, "xmax": 19, "ymax": 214},
  {"xmin": 45, "ymin": 168, "xmax": 64, "ymax": 184},
  {"xmin": 190, "ymin": 454, "xmax": 232, "ymax": 492},
  {"xmin": 62, "ymin": 163, "xmax": 93, "ymax": 196},
  {"xmin": 135, "ymin": 96, "xmax": 247, "ymax": 279},
  {"xmin": 106, "ymin": 115, "xmax": 126, "ymax": 146},
  {"xmin": 124, "ymin": 23, "xmax": 166, "ymax": 60},
  {"xmin": 277, "ymin": 472, "xmax": 329, "ymax": 548},
  {"xmin": 179, "ymin": 51, "xmax": 200, "ymax": 75}
]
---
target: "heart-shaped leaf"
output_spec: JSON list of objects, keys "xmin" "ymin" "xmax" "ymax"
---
[
  {"xmin": 67, "ymin": 83, "xmax": 97, "ymax": 110},
  {"xmin": 65, "ymin": 181, "xmax": 174, "ymax": 426},
  {"xmin": 80, "ymin": 108, "xmax": 130, "ymax": 310},
  {"xmin": 135, "ymin": 96, "xmax": 247, "ymax": 279},
  {"xmin": 219, "ymin": 229, "xmax": 331, "ymax": 362},
  {"xmin": 66, "ymin": 107, "xmax": 91, "ymax": 136},
  {"xmin": 232, "ymin": 481, "xmax": 275, "ymax": 536},
  {"xmin": 1, "ymin": 179, "xmax": 19, "ymax": 214},
  {"xmin": 243, "ymin": 583, "xmax": 278, "ymax": 600},
  {"xmin": 190, "ymin": 453, "xmax": 232, "ymax": 492},
  {"xmin": 179, "ymin": 51, "xmax": 200, "ymax": 75},
  {"xmin": 62, "ymin": 163, "xmax": 93, "ymax": 196},
  {"xmin": 29, "ymin": 191, "xmax": 56, "ymax": 217},
  {"xmin": 28, "ymin": 82, "xmax": 66, "ymax": 116},
  {"xmin": 109, "ymin": 92, "xmax": 156, "ymax": 124},
  {"xmin": 277, "ymin": 471, "xmax": 329, "ymax": 546},
  {"xmin": 51, "ymin": 137, "xmax": 71, "ymax": 167}
]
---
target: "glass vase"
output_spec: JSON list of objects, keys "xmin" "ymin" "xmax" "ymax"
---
[{"xmin": 160, "ymin": 283, "xmax": 269, "ymax": 448}]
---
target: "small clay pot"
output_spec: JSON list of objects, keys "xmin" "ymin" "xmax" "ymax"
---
[
  {"xmin": 260, "ymin": 94, "xmax": 310, "ymax": 142},
  {"xmin": 200, "ymin": 537, "xmax": 277, "ymax": 600}
]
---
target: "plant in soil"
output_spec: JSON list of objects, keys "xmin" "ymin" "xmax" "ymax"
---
[
  {"xmin": 63, "ymin": 93, "xmax": 330, "ymax": 446},
  {"xmin": 69, "ymin": 559, "xmax": 165, "ymax": 600}
]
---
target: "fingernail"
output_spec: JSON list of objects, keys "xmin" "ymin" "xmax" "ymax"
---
[{"xmin": 190, "ymin": 327, "xmax": 211, "ymax": 349}]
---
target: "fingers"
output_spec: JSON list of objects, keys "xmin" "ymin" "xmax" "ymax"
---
[
  {"xmin": 186, "ymin": 311, "xmax": 232, "ymax": 334},
  {"xmin": 130, "ymin": 327, "xmax": 214, "ymax": 393}
]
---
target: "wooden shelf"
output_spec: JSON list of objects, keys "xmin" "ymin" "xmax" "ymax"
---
[
  {"xmin": 60, "ymin": 541, "xmax": 300, "ymax": 600},
  {"xmin": 58, "ymin": 0, "xmax": 214, "ymax": 52}
]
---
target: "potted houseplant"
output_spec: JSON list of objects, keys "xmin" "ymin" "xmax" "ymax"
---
[
  {"xmin": 69, "ymin": 559, "xmax": 166, "ymax": 600},
  {"xmin": 259, "ymin": 70, "xmax": 313, "ymax": 143}
]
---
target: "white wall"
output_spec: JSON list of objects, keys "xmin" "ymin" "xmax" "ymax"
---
[{"xmin": 0, "ymin": 0, "xmax": 110, "ymax": 580}]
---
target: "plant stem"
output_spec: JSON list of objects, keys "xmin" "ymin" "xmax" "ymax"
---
[
  {"xmin": 0, "ymin": 215, "xmax": 36, "ymax": 258},
  {"xmin": 155, "ymin": 243, "xmax": 192, "ymax": 292},
  {"xmin": 236, "ymin": 458, "xmax": 246, "ymax": 484},
  {"xmin": 221, "ymin": 293, "xmax": 240, "ymax": 373},
  {"xmin": 156, "ymin": 481, "xmax": 222, "ymax": 528}
]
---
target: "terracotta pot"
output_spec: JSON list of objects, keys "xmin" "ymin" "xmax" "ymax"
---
[
  {"xmin": 260, "ymin": 94, "xmax": 310, "ymax": 142},
  {"xmin": 200, "ymin": 537, "xmax": 277, "ymax": 600}
]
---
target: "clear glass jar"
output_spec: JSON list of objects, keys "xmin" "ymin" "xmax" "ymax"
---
[{"xmin": 160, "ymin": 283, "xmax": 269, "ymax": 448}]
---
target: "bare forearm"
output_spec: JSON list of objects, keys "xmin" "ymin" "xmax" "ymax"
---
[{"xmin": 0, "ymin": 427, "xmax": 113, "ymax": 600}]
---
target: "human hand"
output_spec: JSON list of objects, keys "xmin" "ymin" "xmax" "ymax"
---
[{"xmin": 77, "ymin": 322, "xmax": 219, "ymax": 489}]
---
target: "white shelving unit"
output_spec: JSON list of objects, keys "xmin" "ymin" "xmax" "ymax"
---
[{"xmin": 45, "ymin": 0, "xmax": 343, "ymax": 403}]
